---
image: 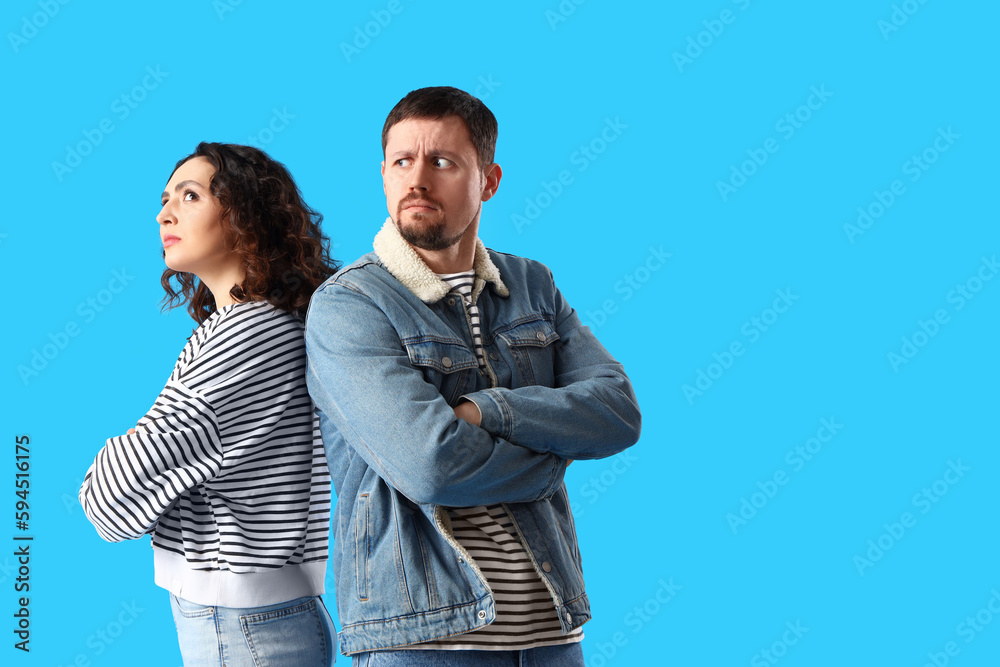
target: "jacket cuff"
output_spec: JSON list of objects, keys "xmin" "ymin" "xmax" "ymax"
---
[{"xmin": 461, "ymin": 389, "xmax": 511, "ymax": 442}]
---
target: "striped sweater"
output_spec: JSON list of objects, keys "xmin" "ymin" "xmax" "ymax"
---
[{"xmin": 79, "ymin": 301, "xmax": 331, "ymax": 607}]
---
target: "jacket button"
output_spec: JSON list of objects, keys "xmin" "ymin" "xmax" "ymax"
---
[
  {"xmin": 447, "ymin": 298, "xmax": 456, "ymax": 306},
  {"xmin": 478, "ymin": 610, "xmax": 487, "ymax": 620},
  {"xmin": 541, "ymin": 561, "xmax": 552, "ymax": 572},
  {"xmin": 489, "ymin": 352, "xmax": 499, "ymax": 361},
  {"xmin": 441, "ymin": 357, "xmax": 453, "ymax": 368},
  {"xmin": 535, "ymin": 331, "xmax": 546, "ymax": 342},
  {"xmin": 565, "ymin": 612, "xmax": 572, "ymax": 623}
]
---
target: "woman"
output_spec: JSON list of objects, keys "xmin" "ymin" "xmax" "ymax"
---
[{"xmin": 79, "ymin": 142, "xmax": 339, "ymax": 666}]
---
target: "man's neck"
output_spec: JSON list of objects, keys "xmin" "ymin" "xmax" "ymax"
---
[{"xmin": 411, "ymin": 222, "xmax": 480, "ymax": 274}]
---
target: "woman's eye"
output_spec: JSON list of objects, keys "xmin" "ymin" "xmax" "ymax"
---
[{"xmin": 183, "ymin": 190, "xmax": 198, "ymax": 201}]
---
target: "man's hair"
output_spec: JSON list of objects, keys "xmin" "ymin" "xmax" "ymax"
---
[
  {"xmin": 381, "ymin": 86, "xmax": 498, "ymax": 168},
  {"xmin": 160, "ymin": 142, "xmax": 339, "ymax": 324}
]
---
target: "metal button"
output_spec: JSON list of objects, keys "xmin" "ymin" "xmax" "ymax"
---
[
  {"xmin": 535, "ymin": 331, "xmax": 546, "ymax": 342},
  {"xmin": 441, "ymin": 357, "xmax": 452, "ymax": 368},
  {"xmin": 478, "ymin": 610, "xmax": 487, "ymax": 620},
  {"xmin": 489, "ymin": 352, "xmax": 499, "ymax": 360},
  {"xmin": 541, "ymin": 561, "xmax": 552, "ymax": 573},
  {"xmin": 447, "ymin": 298, "xmax": 456, "ymax": 306},
  {"xmin": 457, "ymin": 557, "xmax": 463, "ymax": 563},
  {"xmin": 565, "ymin": 612, "xmax": 572, "ymax": 623}
]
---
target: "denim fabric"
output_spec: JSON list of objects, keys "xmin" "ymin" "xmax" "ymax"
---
[
  {"xmin": 305, "ymin": 245, "xmax": 641, "ymax": 655},
  {"xmin": 352, "ymin": 642, "xmax": 585, "ymax": 666},
  {"xmin": 169, "ymin": 594, "xmax": 336, "ymax": 666}
]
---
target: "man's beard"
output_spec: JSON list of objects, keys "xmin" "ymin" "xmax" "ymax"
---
[
  {"xmin": 397, "ymin": 215, "xmax": 460, "ymax": 251},
  {"xmin": 395, "ymin": 195, "xmax": 477, "ymax": 251}
]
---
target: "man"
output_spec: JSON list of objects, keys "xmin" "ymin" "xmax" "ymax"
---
[{"xmin": 305, "ymin": 86, "xmax": 641, "ymax": 665}]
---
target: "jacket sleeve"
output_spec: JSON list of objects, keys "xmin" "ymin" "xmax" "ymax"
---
[
  {"xmin": 304, "ymin": 277, "xmax": 568, "ymax": 507},
  {"xmin": 461, "ymin": 270, "xmax": 641, "ymax": 461},
  {"xmin": 79, "ymin": 380, "xmax": 223, "ymax": 542}
]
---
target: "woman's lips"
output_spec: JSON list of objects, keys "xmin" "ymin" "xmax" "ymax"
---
[{"xmin": 163, "ymin": 236, "xmax": 180, "ymax": 248}]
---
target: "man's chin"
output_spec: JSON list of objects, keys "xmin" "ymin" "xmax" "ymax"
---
[{"xmin": 396, "ymin": 221, "xmax": 459, "ymax": 252}]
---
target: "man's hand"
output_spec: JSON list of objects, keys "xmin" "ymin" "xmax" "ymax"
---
[{"xmin": 453, "ymin": 401, "xmax": 482, "ymax": 427}]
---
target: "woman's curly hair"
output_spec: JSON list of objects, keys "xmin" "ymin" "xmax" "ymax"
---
[{"xmin": 160, "ymin": 142, "xmax": 339, "ymax": 324}]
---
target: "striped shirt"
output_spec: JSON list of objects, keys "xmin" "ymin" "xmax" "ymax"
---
[
  {"xmin": 79, "ymin": 301, "xmax": 331, "ymax": 607},
  {"xmin": 411, "ymin": 272, "xmax": 583, "ymax": 650}
]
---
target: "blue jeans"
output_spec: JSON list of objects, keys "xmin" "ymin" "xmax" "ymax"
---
[
  {"xmin": 352, "ymin": 642, "xmax": 585, "ymax": 666},
  {"xmin": 170, "ymin": 594, "xmax": 336, "ymax": 667}
]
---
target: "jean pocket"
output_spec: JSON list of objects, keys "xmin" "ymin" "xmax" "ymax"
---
[
  {"xmin": 240, "ymin": 598, "xmax": 330, "ymax": 667},
  {"xmin": 170, "ymin": 594, "xmax": 216, "ymax": 619}
]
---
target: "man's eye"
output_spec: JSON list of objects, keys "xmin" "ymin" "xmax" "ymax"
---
[
  {"xmin": 433, "ymin": 158, "xmax": 453, "ymax": 168},
  {"xmin": 396, "ymin": 158, "xmax": 411, "ymax": 167}
]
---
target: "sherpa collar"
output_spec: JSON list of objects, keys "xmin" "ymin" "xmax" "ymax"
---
[{"xmin": 372, "ymin": 217, "xmax": 510, "ymax": 303}]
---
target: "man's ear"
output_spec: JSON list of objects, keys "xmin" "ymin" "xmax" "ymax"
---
[
  {"xmin": 481, "ymin": 163, "xmax": 502, "ymax": 203},
  {"xmin": 381, "ymin": 160, "xmax": 387, "ymax": 196}
]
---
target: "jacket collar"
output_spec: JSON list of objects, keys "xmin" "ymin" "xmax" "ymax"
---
[{"xmin": 372, "ymin": 217, "xmax": 510, "ymax": 303}]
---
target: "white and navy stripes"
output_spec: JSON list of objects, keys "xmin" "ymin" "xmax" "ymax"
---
[
  {"xmin": 438, "ymin": 271, "xmax": 486, "ymax": 367},
  {"xmin": 80, "ymin": 301, "xmax": 330, "ymax": 605},
  {"xmin": 413, "ymin": 505, "xmax": 584, "ymax": 651},
  {"xmin": 416, "ymin": 273, "xmax": 583, "ymax": 651}
]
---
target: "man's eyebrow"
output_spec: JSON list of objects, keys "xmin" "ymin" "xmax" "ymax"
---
[{"xmin": 161, "ymin": 179, "xmax": 205, "ymax": 200}]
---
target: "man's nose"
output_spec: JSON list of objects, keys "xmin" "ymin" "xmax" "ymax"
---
[{"xmin": 406, "ymin": 160, "xmax": 432, "ymax": 191}]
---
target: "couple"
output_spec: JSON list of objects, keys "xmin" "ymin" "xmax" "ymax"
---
[{"xmin": 80, "ymin": 86, "xmax": 642, "ymax": 667}]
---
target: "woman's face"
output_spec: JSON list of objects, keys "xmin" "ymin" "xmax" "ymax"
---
[{"xmin": 156, "ymin": 157, "xmax": 234, "ymax": 278}]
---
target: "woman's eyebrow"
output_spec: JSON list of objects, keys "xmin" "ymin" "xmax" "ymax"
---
[{"xmin": 161, "ymin": 179, "xmax": 205, "ymax": 200}]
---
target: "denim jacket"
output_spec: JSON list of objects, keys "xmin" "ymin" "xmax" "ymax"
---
[{"xmin": 304, "ymin": 220, "xmax": 641, "ymax": 655}]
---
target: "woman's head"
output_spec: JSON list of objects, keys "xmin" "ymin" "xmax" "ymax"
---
[{"xmin": 158, "ymin": 142, "xmax": 338, "ymax": 323}]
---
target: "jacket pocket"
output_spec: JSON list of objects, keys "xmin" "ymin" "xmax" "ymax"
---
[
  {"xmin": 496, "ymin": 318, "xmax": 560, "ymax": 387},
  {"xmin": 355, "ymin": 494, "xmax": 370, "ymax": 601},
  {"xmin": 404, "ymin": 337, "xmax": 479, "ymax": 404}
]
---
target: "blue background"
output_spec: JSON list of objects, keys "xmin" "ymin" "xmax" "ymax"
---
[{"xmin": 3, "ymin": 1, "xmax": 998, "ymax": 665}]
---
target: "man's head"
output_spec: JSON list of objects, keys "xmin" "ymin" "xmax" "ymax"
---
[
  {"xmin": 380, "ymin": 87, "xmax": 502, "ymax": 266},
  {"xmin": 382, "ymin": 86, "xmax": 497, "ymax": 169}
]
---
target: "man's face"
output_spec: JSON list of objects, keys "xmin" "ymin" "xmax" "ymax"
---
[{"xmin": 381, "ymin": 115, "xmax": 494, "ymax": 251}]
